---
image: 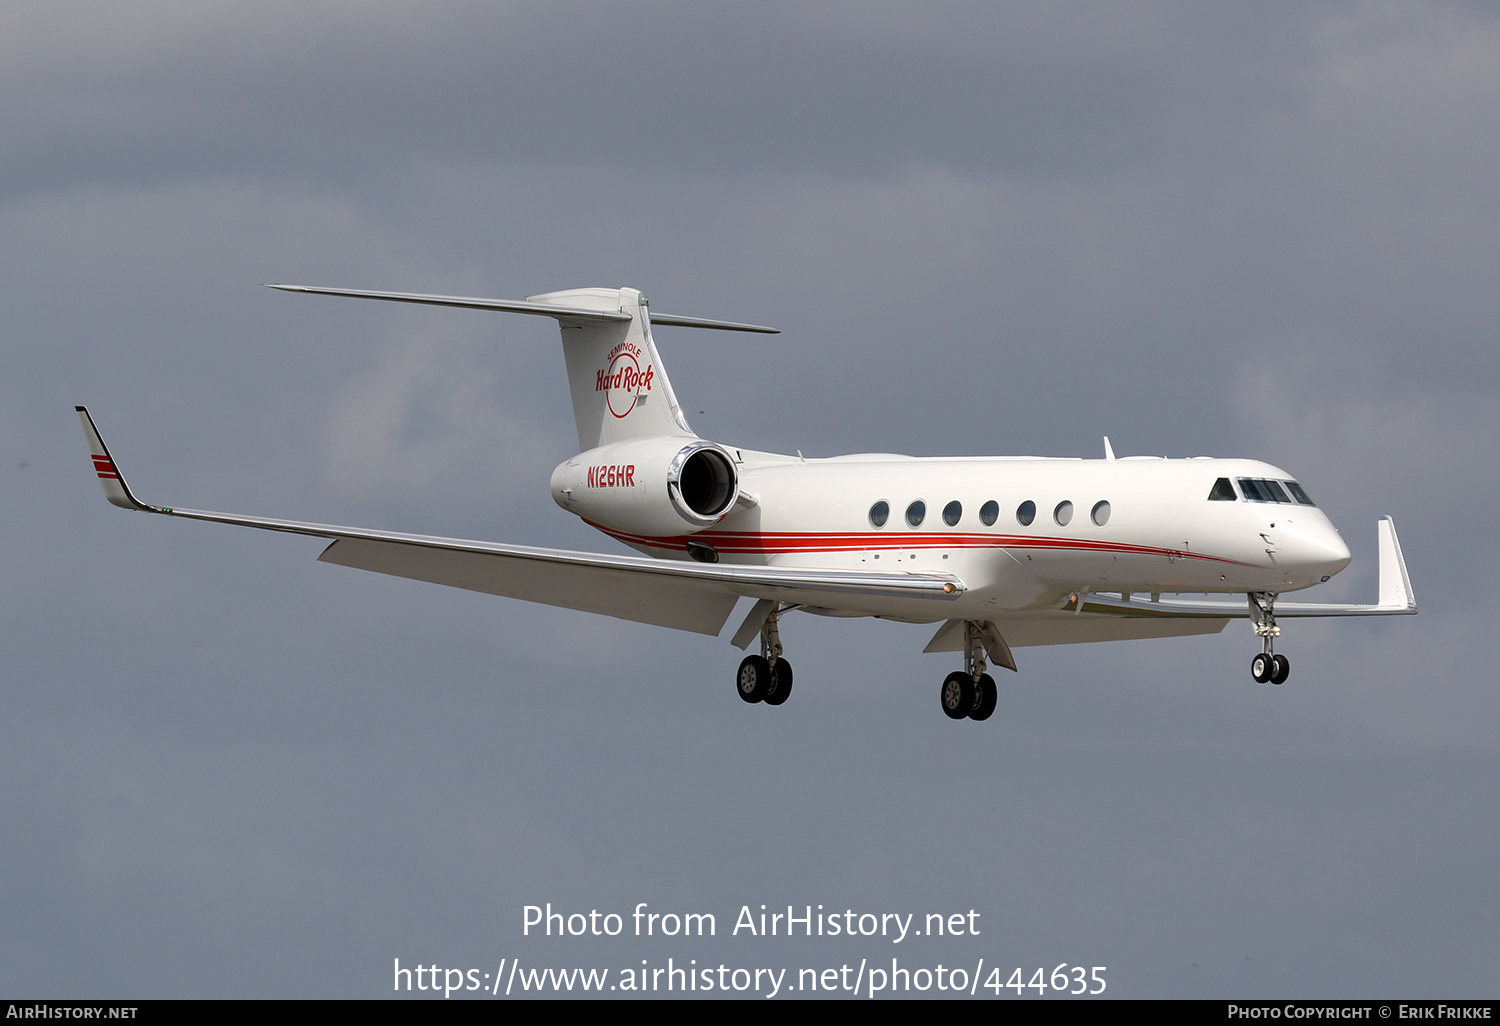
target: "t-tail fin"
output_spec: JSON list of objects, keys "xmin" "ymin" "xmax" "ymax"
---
[
  {"xmin": 265, "ymin": 282, "xmax": 778, "ymax": 452},
  {"xmin": 529, "ymin": 287, "xmax": 691, "ymax": 450}
]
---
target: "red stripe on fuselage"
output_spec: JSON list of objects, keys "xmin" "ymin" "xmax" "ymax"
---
[{"xmin": 582, "ymin": 521, "xmax": 1258, "ymax": 568}]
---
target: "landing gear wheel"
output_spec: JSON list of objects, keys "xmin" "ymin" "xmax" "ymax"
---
[
  {"xmin": 1251, "ymin": 653, "xmax": 1272, "ymax": 683},
  {"xmin": 1270, "ymin": 654, "xmax": 1290, "ymax": 685},
  {"xmin": 969, "ymin": 673, "xmax": 998, "ymax": 721},
  {"xmin": 941, "ymin": 671, "xmax": 975, "ymax": 720},
  {"xmin": 737, "ymin": 655, "xmax": 771, "ymax": 703},
  {"xmin": 764, "ymin": 659, "xmax": 794, "ymax": 706}
]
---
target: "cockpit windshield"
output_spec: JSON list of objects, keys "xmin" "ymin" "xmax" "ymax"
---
[{"xmin": 1236, "ymin": 477, "xmax": 1316, "ymax": 506}]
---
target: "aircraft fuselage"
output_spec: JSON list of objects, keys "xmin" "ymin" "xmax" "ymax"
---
[{"xmin": 578, "ymin": 450, "xmax": 1352, "ymax": 623}]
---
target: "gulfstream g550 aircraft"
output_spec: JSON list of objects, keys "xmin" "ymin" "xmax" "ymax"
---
[{"xmin": 78, "ymin": 284, "xmax": 1415, "ymax": 721}]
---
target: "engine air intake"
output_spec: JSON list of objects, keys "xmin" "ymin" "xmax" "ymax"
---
[{"xmin": 670, "ymin": 444, "xmax": 739, "ymax": 524}]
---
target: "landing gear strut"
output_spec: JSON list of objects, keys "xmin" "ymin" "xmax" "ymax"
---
[
  {"xmin": 940, "ymin": 620, "xmax": 997, "ymax": 720},
  {"xmin": 736, "ymin": 604, "xmax": 793, "ymax": 706},
  {"xmin": 1249, "ymin": 591, "xmax": 1290, "ymax": 685}
]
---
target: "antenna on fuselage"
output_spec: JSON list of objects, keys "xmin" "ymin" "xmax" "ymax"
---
[{"xmin": 1103, "ymin": 436, "xmax": 1117, "ymax": 461}]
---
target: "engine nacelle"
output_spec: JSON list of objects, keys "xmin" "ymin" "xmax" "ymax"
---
[{"xmin": 550, "ymin": 437, "xmax": 740, "ymax": 537}]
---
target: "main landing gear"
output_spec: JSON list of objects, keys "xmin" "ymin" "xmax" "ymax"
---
[
  {"xmin": 939, "ymin": 621, "xmax": 998, "ymax": 722},
  {"xmin": 736, "ymin": 604, "xmax": 793, "ymax": 707},
  {"xmin": 1249, "ymin": 591, "xmax": 1290, "ymax": 685}
]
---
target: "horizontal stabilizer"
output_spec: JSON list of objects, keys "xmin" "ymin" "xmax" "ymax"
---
[
  {"xmin": 646, "ymin": 312, "xmax": 780, "ymax": 334},
  {"xmin": 266, "ymin": 284, "xmax": 779, "ymax": 333},
  {"xmin": 265, "ymin": 284, "xmax": 630, "ymax": 324}
]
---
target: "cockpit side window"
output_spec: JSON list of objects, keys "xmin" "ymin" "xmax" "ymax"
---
[
  {"xmin": 1208, "ymin": 477, "xmax": 1237, "ymax": 501},
  {"xmin": 1285, "ymin": 481, "xmax": 1317, "ymax": 506}
]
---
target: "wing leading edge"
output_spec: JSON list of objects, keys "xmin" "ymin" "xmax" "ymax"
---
[{"xmin": 76, "ymin": 407, "xmax": 962, "ymax": 636}]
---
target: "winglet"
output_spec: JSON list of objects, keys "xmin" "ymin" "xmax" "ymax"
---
[
  {"xmin": 1376, "ymin": 515, "xmax": 1417, "ymax": 612},
  {"xmin": 75, "ymin": 406, "xmax": 158, "ymax": 512}
]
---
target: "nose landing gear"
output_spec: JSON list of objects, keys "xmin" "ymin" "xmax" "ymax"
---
[
  {"xmin": 1249, "ymin": 592, "xmax": 1290, "ymax": 684},
  {"xmin": 939, "ymin": 621, "xmax": 998, "ymax": 721}
]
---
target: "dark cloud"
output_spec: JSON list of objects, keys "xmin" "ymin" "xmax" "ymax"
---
[{"xmin": 0, "ymin": 2, "xmax": 1350, "ymax": 195}]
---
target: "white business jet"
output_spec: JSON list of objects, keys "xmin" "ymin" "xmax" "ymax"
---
[{"xmin": 77, "ymin": 284, "xmax": 1415, "ymax": 721}]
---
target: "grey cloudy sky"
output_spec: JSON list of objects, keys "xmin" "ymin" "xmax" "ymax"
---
[{"xmin": 2, "ymin": 1, "xmax": 1496, "ymax": 998}]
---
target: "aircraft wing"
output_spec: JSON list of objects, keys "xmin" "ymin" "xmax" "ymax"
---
[
  {"xmin": 923, "ymin": 612, "xmax": 1232, "ymax": 654},
  {"xmin": 76, "ymin": 407, "xmax": 961, "ymax": 636}
]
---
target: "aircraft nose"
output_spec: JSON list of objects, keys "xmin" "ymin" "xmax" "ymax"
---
[{"xmin": 1282, "ymin": 521, "xmax": 1351, "ymax": 579}]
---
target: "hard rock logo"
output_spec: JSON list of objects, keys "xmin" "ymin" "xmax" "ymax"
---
[{"xmin": 595, "ymin": 342, "xmax": 655, "ymax": 418}]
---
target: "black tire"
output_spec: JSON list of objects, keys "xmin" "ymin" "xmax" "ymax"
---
[
  {"xmin": 764, "ymin": 659, "xmax": 794, "ymax": 706},
  {"xmin": 1271, "ymin": 654, "xmax": 1290, "ymax": 685},
  {"xmin": 970, "ymin": 673, "xmax": 998, "ymax": 721},
  {"xmin": 1251, "ymin": 653, "xmax": 1272, "ymax": 684},
  {"xmin": 940, "ymin": 672, "xmax": 975, "ymax": 720},
  {"xmin": 737, "ymin": 655, "xmax": 770, "ymax": 703}
]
